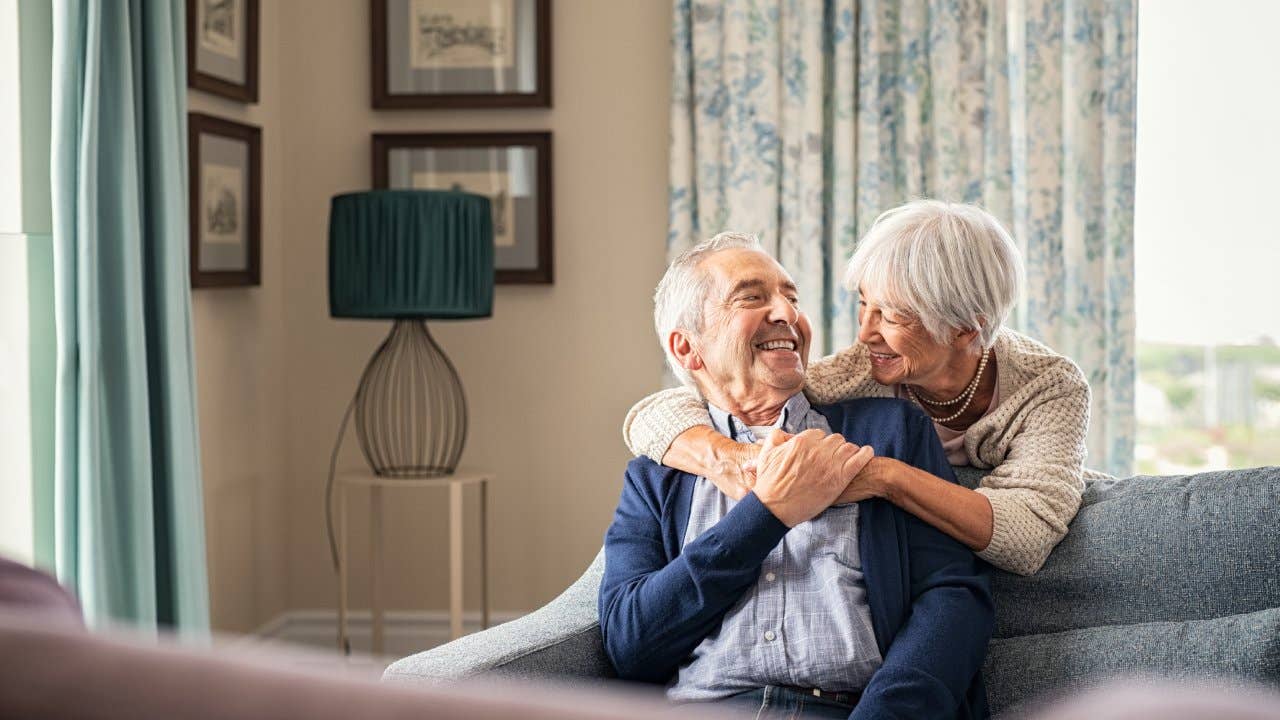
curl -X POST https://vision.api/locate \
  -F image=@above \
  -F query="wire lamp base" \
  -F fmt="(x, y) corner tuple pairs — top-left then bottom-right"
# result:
(354, 318), (467, 478)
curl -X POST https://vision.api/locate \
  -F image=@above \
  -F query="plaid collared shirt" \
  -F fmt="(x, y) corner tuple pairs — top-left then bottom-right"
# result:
(666, 393), (883, 702)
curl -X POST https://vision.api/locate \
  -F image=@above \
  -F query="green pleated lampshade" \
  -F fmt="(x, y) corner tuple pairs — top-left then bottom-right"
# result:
(329, 190), (494, 319)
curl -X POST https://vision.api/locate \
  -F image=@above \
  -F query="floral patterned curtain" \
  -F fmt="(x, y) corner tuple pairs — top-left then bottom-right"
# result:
(668, 0), (1137, 475)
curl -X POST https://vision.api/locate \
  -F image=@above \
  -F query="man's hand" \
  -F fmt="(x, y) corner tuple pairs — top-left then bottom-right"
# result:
(752, 428), (871, 527)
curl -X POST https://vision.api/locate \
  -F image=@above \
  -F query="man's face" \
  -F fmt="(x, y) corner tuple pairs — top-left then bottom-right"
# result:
(691, 248), (812, 405)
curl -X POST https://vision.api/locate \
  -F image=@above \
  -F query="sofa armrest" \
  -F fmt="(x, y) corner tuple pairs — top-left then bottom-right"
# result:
(383, 549), (613, 685)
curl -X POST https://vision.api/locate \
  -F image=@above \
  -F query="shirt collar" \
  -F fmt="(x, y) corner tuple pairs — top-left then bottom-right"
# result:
(708, 393), (813, 442)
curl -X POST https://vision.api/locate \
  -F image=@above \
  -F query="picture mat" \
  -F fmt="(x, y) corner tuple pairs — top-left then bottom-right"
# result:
(198, 133), (250, 272)
(389, 146), (539, 270)
(195, 0), (246, 84)
(386, 0), (537, 95)
(408, 0), (515, 70)
(201, 162), (243, 245)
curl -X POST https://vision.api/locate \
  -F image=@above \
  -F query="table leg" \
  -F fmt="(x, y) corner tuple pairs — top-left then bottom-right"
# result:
(337, 483), (350, 655)
(480, 479), (490, 629)
(370, 484), (383, 655)
(449, 481), (464, 640)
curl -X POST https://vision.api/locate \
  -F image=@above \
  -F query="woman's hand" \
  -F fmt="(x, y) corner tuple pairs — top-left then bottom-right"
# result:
(706, 436), (761, 501)
(855, 457), (996, 552)
(660, 425), (761, 499)
(834, 455), (893, 505)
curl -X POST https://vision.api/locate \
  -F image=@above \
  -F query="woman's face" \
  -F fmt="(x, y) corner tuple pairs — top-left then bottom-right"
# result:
(856, 288), (955, 387)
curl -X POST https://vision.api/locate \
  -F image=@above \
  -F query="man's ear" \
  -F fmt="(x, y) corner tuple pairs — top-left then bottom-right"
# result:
(668, 330), (704, 372)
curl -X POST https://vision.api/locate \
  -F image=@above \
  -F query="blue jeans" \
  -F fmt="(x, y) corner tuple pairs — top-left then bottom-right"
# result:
(715, 686), (859, 719)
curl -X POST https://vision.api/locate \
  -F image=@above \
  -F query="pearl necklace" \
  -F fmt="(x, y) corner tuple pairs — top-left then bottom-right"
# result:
(904, 348), (990, 424)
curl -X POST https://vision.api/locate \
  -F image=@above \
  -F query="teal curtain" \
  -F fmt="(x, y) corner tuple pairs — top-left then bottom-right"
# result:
(50, 0), (209, 631)
(668, 0), (1137, 475)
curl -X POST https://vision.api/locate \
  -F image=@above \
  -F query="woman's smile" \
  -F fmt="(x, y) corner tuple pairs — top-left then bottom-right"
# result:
(868, 349), (900, 368)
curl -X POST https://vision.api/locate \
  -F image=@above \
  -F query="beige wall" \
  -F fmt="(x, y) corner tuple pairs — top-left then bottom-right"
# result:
(193, 0), (672, 630)
(189, 3), (290, 632)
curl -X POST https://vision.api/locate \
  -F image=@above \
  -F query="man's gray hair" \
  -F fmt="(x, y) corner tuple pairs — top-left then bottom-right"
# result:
(844, 199), (1024, 350)
(654, 231), (763, 388)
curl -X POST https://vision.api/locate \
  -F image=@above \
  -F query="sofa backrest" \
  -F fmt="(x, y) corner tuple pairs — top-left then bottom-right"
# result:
(955, 467), (1280, 639)
(954, 465), (1280, 715)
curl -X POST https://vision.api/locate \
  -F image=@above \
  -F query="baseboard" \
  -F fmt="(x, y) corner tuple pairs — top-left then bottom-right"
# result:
(248, 609), (528, 659)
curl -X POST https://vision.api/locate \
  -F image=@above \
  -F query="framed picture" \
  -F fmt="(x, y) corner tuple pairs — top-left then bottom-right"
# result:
(373, 132), (552, 284)
(371, 0), (551, 109)
(187, 0), (260, 103)
(188, 113), (261, 288)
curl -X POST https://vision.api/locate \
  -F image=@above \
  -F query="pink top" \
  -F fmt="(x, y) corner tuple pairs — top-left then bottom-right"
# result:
(897, 375), (1001, 466)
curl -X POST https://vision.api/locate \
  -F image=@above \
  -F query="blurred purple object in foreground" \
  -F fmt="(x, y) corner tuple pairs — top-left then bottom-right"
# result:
(0, 555), (83, 627)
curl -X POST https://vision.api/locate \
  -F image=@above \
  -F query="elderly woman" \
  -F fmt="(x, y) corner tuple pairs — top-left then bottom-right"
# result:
(623, 200), (1090, 575)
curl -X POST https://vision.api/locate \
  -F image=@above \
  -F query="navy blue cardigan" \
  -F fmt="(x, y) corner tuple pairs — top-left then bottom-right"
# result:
(599, 398), (993, 720)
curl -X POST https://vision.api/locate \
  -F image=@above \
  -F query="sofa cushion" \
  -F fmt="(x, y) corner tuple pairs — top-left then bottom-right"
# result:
(972, 466), (1280, 639)
(983, 605), (1280, 717)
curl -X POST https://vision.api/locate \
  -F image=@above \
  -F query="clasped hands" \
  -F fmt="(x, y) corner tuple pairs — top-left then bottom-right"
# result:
(710, 429), (880, 527)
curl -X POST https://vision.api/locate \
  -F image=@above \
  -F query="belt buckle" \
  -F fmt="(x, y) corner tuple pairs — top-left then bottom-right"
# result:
(812, 688), (823, 698)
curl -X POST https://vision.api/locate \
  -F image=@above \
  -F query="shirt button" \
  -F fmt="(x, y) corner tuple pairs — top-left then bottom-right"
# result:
(764, 630), (776, 642)
(765, 572), (777, 582)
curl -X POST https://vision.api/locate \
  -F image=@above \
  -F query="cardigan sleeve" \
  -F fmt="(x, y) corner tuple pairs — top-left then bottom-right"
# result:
(620, 345), (869, 461)
(974, 365), (1090, 575)
(797, 344), (870, 405)
(598, 464), (788, 683)
(620, 386), (710, 461)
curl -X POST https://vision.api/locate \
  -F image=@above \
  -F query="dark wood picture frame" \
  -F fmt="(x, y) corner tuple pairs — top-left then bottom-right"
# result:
(371, 0), (551, 109)
(188, 113), (262, 288)
(373, 132), (553, 284)
(187, 0), (260, 103)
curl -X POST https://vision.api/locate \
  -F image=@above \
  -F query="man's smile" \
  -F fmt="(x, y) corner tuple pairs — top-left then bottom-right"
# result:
(755, 339), (797, 351)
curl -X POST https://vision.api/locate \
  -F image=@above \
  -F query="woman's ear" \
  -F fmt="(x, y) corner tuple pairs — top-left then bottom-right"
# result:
(668, 330), (703, 372)
(953, 326), (981, 351)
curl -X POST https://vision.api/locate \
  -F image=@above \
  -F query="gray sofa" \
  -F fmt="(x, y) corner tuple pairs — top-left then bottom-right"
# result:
(385, 467), (1280, 716)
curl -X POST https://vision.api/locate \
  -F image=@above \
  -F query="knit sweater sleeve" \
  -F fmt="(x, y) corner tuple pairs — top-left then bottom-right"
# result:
(974, 365), (1090, 575)
(800, 345), (869, 405)
(621, 387), (711, 461)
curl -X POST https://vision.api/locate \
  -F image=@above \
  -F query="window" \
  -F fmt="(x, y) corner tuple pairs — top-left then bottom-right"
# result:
(1133, 0), (1280, 474)
(0, 0), (54, 566)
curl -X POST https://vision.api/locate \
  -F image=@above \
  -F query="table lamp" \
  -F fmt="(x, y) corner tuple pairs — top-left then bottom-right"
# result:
(324, 190), (493, 576)
(327, 188), (493, 476)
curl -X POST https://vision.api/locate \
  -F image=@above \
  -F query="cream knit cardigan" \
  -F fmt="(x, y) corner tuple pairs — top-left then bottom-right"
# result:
(623, 328), (1092, 576)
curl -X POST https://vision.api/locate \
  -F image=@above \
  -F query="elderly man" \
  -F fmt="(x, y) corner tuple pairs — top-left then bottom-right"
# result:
(598, 233), (993, 720)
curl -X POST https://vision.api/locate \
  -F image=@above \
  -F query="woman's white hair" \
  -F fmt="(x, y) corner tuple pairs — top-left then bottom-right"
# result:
(845, 199), (1023, 350)
(654, 231), (763, 388)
